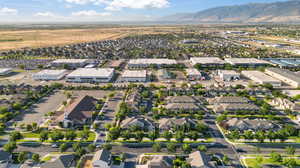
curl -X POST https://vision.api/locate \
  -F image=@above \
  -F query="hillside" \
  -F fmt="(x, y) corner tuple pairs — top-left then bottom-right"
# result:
(161, 0), (300, 23)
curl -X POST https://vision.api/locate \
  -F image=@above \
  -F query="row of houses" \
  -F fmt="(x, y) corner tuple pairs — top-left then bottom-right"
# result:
(211, 96), (259, 113)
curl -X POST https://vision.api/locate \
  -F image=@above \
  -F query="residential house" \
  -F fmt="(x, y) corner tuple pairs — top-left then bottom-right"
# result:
(40, 154), (75, 168)
(125, 89), (142, 113)
(92, 149), (112, 168)
(158, 117), (197, 132)
(165, 96), (206, 113)
(141, 156), (174, 168)
(272, 98), (300, 112)
(214, 103), (260, 113)
(56, 95), (98, 128)
(222, 118), (280, 132)
(188, 151), (216, 168)
(120, 117), (155, 131)
(211, 96), (250, 105)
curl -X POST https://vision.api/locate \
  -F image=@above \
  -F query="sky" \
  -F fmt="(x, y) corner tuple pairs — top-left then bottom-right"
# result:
(0, 0), (289, 22)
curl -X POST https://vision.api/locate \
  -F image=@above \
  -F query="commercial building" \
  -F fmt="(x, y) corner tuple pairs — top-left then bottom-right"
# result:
(0, 68), (12, 76)
(265, 68), (300, 88)
(186, 68), (202, 81)
(66, 68), (114, 83)
(120, 70), (147, 82)
(241, 70), (282, 87)
(218, 70), (240, 81)
(224, 58), (271, 67)
(127, 59), (177, 69)
(51, 59), (89, 68)
(33, 70), (67, 81)
(190, 57), (226, 67)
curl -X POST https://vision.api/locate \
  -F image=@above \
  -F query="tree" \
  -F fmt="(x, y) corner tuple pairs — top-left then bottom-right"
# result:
(152, 143), (162, 152)
(40, 131), (49, 142)
(72, 142), (81, 151)
(50, 131), (64, 142)
(108, 127), (120, 140)
(188, 131), (199, 141)
(3, 141), (17, 153)
(120, 153), (126, 162)
(286, 146), (296, 155)
(32, 153), (40, 163)
(162, 131), (172, 141)
(75, 148), (86, 157)
(166, 143), (176, 153)
(197, 145), (207, 152)
(148, 131), (158, 141)
(65, 131), (77, 141)
(135, 131), (144, 142)
(87, 144), (96, 152)
(175, 131), (185, 143)
(283, 158), (297, 168)
(181, 144), (192, 154)
(18, 151), (27, 164)
(216, 115), (227, 123)
(270, 152), (282, 162)
(59, 143), (68, 152)
(9, 131), (22, 141)
(222, 155), (230, 165)
(102, 143), (112, 150)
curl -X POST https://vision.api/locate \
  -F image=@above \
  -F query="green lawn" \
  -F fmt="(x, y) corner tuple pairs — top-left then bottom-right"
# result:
(244, 157), (300, 168)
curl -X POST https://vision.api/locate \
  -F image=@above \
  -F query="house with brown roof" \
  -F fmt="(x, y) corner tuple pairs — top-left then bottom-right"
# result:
(120, 117), (155, 131)
(158, 117), (197, 132)
(164, 96), (206, 113)
(137, 155), (174, 168)
(188, 151), (216, 168)
(221, 118), (280, 132)
(56, 95), (98, 128)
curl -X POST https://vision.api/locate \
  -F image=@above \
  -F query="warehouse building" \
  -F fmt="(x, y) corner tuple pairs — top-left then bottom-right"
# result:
(127, 59), (177, 69)
(218, 70), (240, 81)
(0, 68), (12, 76)
(242, 71), (281, 87)
(33, 70), (67, 81)
(190, 57), (226, 67)
(186, 68), (202, 81)
(265, 68), (300, 88)
(224, 58), (271, 67)
(51, 59), (90, 68)
(66, 68), (114, 83)
(120, 70), (147, 82)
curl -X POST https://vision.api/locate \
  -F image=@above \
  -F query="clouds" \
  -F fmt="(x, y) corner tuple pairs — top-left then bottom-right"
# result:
(71, 10), (111, 17)
(35, 12), (56, 17)
(105, 0), (170, 11)
(63, 0), (170, 11)
(0, 7), (18, 15)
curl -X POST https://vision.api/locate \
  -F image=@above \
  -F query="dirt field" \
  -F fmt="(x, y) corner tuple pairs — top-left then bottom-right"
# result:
(0, 26), (181, 51)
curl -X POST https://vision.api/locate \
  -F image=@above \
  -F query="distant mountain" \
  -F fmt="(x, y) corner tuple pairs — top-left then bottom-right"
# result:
(160, 0), (300, 23)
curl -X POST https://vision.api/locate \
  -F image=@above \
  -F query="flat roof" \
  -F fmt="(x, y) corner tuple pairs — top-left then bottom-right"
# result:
(186, 68), (201, 75)
(242, 71), (281, 83)
(225, 58), (271, 65)
(34, 70), (67, 76)
(190, 57), (226, 65)
(52, 59), (88, 64)
(0, 68), (12, 73)
(122, 70), (147, 78)
(128, 59), (177, 65)
(266, 68), (300, 83)
(218, 70), (239, 75)
(67, 68), (114, 77)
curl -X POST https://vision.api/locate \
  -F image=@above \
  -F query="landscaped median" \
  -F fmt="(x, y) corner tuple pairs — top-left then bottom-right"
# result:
(241, 154), (300, 168)
(9, 130), (97, 144)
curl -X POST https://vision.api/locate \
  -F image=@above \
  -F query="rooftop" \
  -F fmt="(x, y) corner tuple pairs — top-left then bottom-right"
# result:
(34, 69), (67, 76)
(186, 68), (201, 75)
(0, 68), (12, 73)
(67, 68), (114, 77)
(242, 70), (281, 83)
(190, 57), (226, 65)
(128, 59), (177, 65)
(52, 59), (88, 64)
(218, 70), (239, 75)
(266, 68), (300, 83)
(122, 70), (147, 78)
(225, 58), (271, 65)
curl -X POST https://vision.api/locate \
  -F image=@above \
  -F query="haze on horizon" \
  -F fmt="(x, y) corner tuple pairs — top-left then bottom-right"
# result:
(0, 0), (289, 23)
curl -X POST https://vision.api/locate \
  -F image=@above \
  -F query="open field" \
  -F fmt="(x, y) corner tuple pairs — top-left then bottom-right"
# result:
(0, 26), (182, 51)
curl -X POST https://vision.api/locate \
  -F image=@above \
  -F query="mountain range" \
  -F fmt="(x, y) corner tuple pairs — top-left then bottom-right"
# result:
(160, 0), (300, 23)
